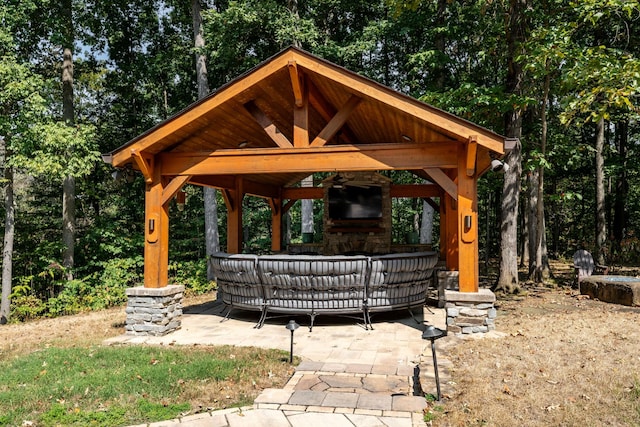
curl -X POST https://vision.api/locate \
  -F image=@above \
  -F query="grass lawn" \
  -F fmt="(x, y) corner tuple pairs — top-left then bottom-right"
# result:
(0, 345), (293, 426)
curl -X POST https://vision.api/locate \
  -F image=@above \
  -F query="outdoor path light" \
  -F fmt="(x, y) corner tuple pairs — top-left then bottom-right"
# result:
(286, 320), (300, 363)
(422, 325), (447, 401)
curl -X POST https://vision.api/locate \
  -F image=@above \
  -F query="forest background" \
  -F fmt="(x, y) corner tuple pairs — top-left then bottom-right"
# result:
(0, 0), (638, 322)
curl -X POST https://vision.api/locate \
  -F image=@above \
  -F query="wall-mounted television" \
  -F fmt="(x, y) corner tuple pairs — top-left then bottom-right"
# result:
(328, 186), (382, 220)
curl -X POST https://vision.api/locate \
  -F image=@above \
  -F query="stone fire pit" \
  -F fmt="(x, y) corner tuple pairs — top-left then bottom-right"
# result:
(580, 275), (640, 306)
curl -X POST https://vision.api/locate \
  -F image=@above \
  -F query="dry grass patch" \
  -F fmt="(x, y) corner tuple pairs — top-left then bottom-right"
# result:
(435, 263), (640, 426)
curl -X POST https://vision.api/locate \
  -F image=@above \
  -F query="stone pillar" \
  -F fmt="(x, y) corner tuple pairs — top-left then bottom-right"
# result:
(436, 270), (458, 308)
(444, 288), (496, 334)
(125, 285), (184, 336)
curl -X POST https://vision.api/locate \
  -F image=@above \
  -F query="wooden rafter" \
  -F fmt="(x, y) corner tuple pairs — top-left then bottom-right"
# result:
(293, 51), (506, 153)
(243, 100), (293, 148)
(310, 95), (361, 147)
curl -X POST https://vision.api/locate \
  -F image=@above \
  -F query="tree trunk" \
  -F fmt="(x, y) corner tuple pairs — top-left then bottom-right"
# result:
(420, 199), (434, 245)
(519, 194), (528, 268)
(534, 70), (551, 283)
(62, 174), (75, 279)
(193, 0), (220, 278)
(301, 175), (314, 236)
(613, 120), (628, 247)
(0, 149), (14, 324)
(61, 10), (75, 280)
(527, 169), (537, 275)
(595, 117), (607, 265)
(496, 136), (522, 293)
(495, 0), (528, 293)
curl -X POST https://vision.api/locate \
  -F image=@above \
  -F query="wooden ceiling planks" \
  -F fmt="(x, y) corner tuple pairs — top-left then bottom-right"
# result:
(106, 47), (506, 193)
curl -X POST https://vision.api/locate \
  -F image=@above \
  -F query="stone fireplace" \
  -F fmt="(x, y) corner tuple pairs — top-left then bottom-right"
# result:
(322, 172), (392, 255)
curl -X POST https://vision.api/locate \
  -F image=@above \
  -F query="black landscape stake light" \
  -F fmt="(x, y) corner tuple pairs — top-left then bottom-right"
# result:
(422, 325), (447, 401)
(286, 320), (300, 363)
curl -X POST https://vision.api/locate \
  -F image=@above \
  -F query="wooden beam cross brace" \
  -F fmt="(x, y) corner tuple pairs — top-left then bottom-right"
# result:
(307, 79), (358, 144)
(422, 197), (440, 212)
(466, 136), (478, 177)
(244, 100), (293, 148)
(424, 167), (458, 200)
(282, 199), (297, 214)
(288, 61), (304, 108)
(161, 175), (192, 206)
(310, 95), (362, 147)
(221, 188), (236, 212)
(131, 150), (154, 183)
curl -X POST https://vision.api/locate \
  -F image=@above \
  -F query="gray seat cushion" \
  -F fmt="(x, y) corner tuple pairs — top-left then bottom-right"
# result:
(259, 255), (368, 312)
(210, 253), (263, 310)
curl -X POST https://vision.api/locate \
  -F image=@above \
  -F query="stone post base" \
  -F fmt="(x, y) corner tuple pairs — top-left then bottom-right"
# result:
(125, 285), (184, 336)
(445, 289), (496, 334)
(436, 271), (459, 308)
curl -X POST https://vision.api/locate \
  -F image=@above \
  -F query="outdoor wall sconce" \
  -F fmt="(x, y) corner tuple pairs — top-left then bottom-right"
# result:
(285, 320), (300, 363)
(422, 325), (447, 401)
(464, 215), (472, 229)
(490, 158), (509, 173)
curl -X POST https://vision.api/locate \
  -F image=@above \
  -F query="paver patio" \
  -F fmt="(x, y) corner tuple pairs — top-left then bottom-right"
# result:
(107, 297), (458, 427)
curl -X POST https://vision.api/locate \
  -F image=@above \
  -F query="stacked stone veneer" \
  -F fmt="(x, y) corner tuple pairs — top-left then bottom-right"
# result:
(322, 172), (392, 255)
(445, 288), (497, 334)
(125, 285), (184, 336)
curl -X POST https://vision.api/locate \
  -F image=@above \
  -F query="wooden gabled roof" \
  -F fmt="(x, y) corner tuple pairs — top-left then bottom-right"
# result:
(103, 46), (508, 191)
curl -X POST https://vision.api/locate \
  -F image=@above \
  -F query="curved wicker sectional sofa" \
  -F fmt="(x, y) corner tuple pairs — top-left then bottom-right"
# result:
(209, 251), (439, 330)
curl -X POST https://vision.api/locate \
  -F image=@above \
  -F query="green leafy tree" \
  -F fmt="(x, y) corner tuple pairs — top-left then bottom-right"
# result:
(0, 0), (50, 322)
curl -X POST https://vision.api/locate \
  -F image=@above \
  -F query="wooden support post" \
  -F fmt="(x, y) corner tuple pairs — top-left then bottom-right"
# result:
(144, 156), (169, 288)
(269, 197), (283, 252)
(444, 192), (459, 271)
(457, 143), (479, 292)
(439, 191), (446, 262)
(223, 178), (244, 254)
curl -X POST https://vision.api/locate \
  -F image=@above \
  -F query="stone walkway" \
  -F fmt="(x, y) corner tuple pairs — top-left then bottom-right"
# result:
(106, 299), (458, 427)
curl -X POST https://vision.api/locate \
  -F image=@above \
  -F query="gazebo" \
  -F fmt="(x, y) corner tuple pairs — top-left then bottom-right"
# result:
(103, 47), (512, 335)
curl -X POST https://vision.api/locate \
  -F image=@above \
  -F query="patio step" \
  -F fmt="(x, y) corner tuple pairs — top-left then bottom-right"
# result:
(254, 360), (428, 415)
